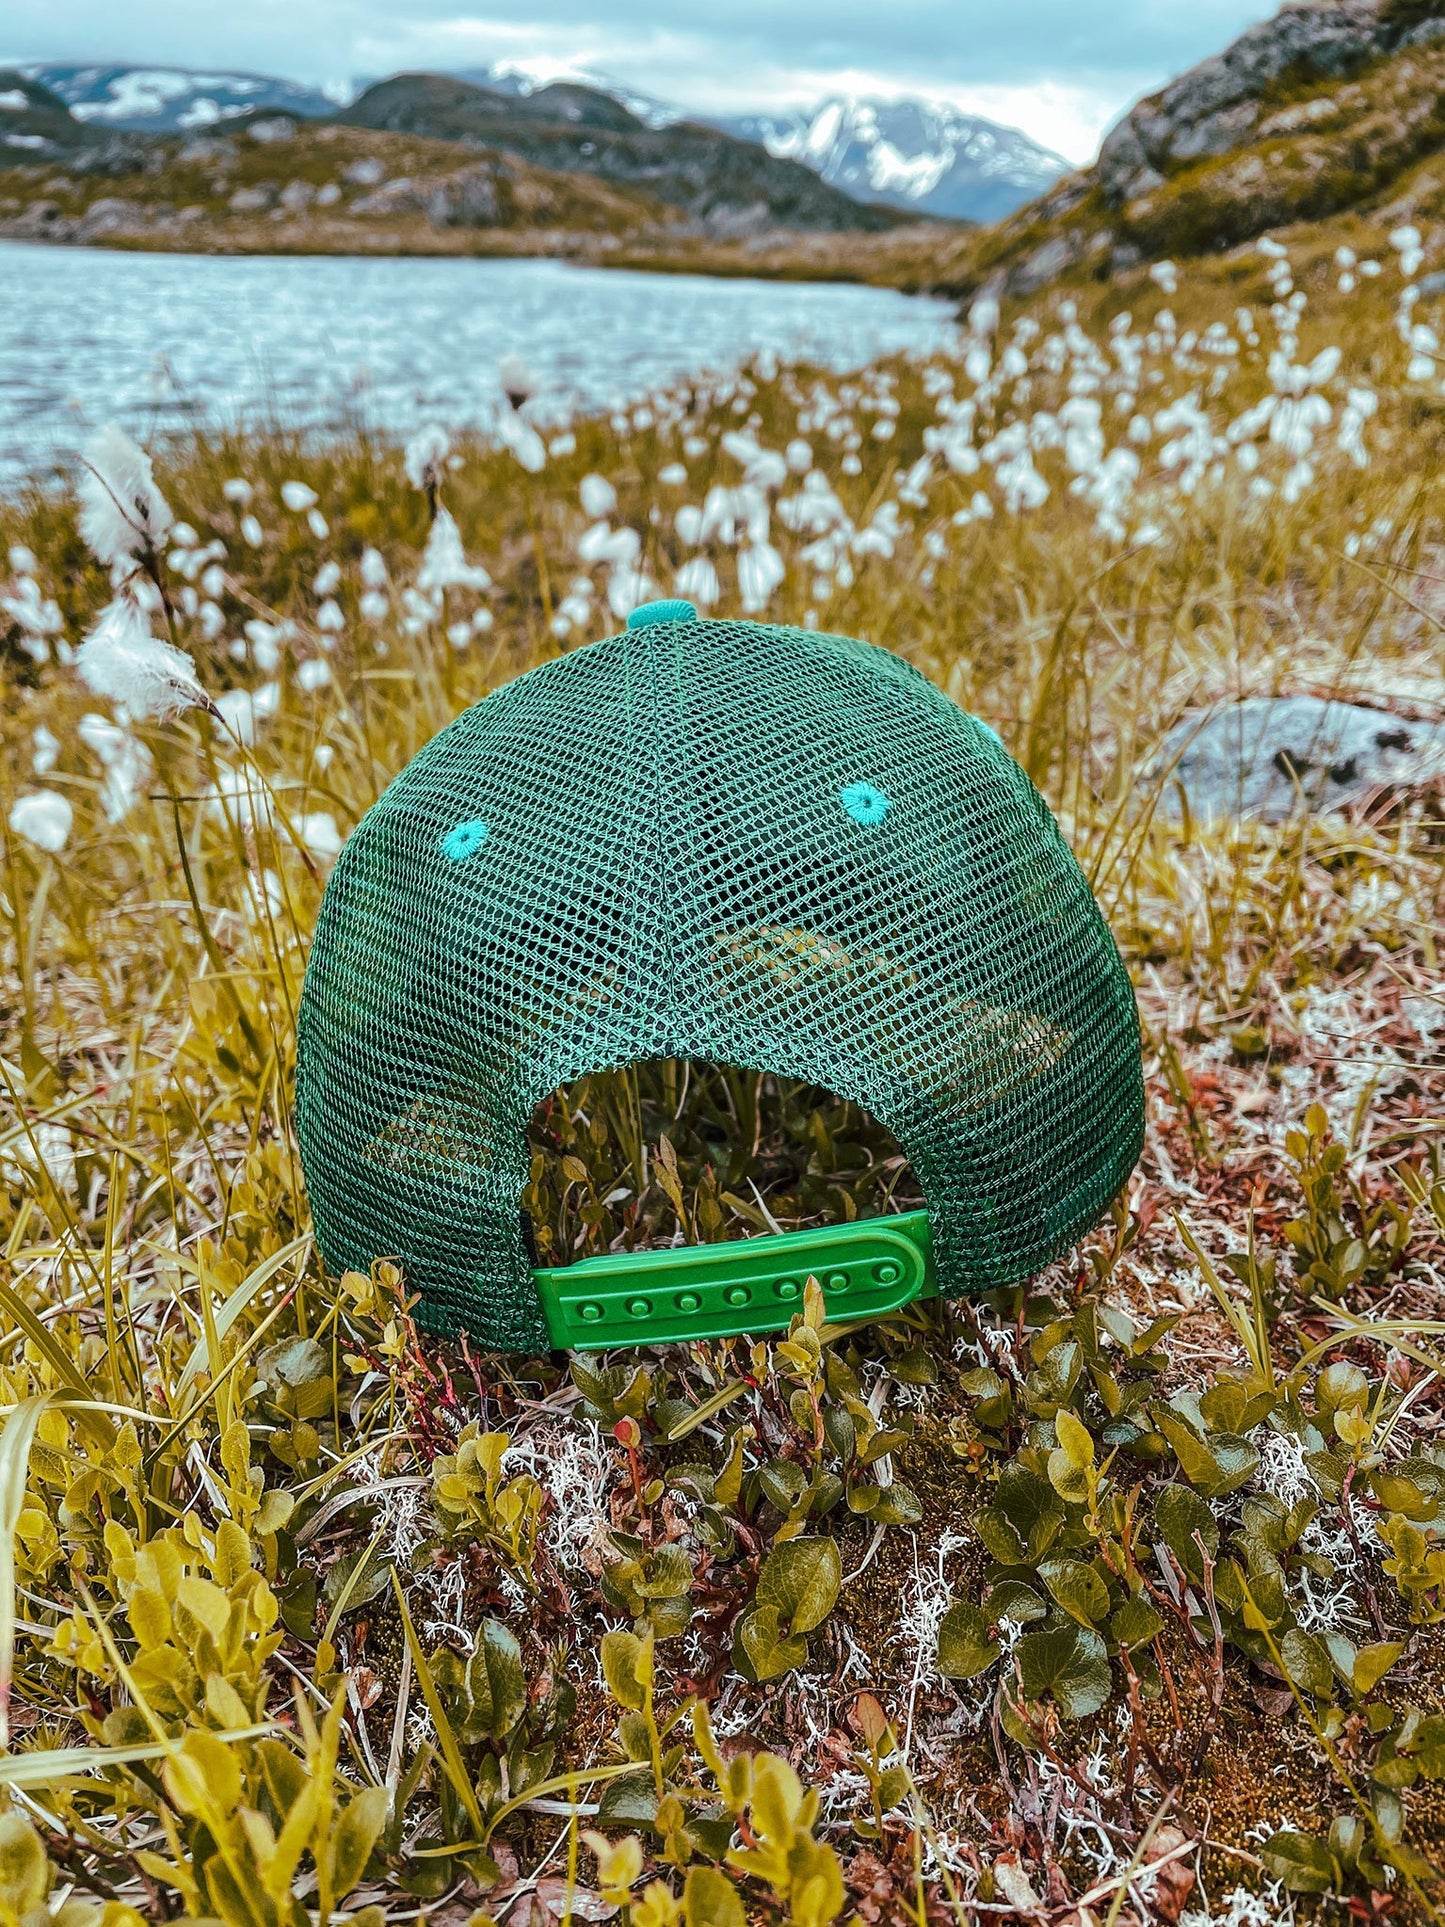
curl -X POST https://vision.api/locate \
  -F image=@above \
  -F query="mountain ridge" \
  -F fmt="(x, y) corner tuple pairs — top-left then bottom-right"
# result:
(15, 58), (1060, 222)
(335, 72), (903, 234)
(23, 61), (344, 132)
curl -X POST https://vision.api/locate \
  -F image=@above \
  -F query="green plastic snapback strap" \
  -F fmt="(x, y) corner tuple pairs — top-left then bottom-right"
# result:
(535, 1210), (938, 1351)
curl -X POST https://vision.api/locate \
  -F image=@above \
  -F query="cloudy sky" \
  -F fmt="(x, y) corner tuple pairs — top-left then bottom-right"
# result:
(7, 0), (1278, 163)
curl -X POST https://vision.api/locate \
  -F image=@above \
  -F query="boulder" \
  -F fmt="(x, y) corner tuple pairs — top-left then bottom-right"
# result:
(1153, 696), (1445, 822)
(433, 161), (508, 227)
(76, 196), (149, 239)
(348, 176), (419, 217)
(1008, 231), (1085, 296)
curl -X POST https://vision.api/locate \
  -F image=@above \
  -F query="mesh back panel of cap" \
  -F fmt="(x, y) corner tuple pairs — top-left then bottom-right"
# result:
(296, 618), (1144, 1351)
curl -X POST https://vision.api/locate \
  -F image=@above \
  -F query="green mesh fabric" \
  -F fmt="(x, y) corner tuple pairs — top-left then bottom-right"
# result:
(296, 616), (1144, 1351)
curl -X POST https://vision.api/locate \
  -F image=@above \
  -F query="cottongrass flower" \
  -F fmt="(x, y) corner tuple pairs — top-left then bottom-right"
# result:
(280, 480), (318, 511)
(31, 725), (59, 774)
(77, 714), (151, 823)
(579, 473), (617, 519)
(1, 574), (63, 660)
(8, 791), (73, 855)
(417, 508), (492, 594)
(214, 681), (280, 746)
(300, 812), (343, 861)
(607, 565), (658, 620)
(404, 424), (451, 497)
(78, 424), (173, 573)
(76, 595), (214, 720)
(498, 411), (547, 474)
(737, 540), (784, 612)
(498, 351), (538, 411)
(674, 556), (720, 607)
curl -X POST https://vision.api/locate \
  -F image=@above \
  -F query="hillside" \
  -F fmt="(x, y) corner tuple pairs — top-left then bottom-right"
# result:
(934, 0), (1445, 297)
(337, 74), (904, 235)
(0, 81), (944, 284)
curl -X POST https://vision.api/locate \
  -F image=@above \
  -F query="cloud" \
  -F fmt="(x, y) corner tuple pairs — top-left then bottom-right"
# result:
(4, 0), (1276, 165)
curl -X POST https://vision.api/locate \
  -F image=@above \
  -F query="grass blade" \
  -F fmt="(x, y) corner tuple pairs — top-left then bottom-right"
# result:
(0, 1394), (52, 1750)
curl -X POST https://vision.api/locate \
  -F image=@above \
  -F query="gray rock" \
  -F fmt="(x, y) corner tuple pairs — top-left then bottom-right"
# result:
(278, 178), (315, 213)
(1153, 696), (1445, 823)
(342, 156), (384, 188)
(433, 162), (506, 227)
(8, 199), (72, 239)
(1415, 269), (1445, 296)
(76, 196), (148, 238)
(348, 176), (418, 217)
(1008, 232), (1083, 296)
(228, 184), (273, 213)
(1123, 166), (1166, 202)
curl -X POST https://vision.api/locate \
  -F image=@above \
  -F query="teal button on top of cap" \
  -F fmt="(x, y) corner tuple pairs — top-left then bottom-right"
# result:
(626, 599), (697, 630)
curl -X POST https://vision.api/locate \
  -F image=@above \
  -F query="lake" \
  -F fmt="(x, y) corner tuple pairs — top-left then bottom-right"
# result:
(0, 245), (959, 486)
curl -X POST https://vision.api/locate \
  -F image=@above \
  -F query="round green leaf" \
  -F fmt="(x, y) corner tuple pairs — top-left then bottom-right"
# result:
(1039, 1556), (1110, 1628)
(755, 1536), (841, 1635)
(1259, 1829), (1338, 1894)
(735, 1605), (808, 1681)
(937, 1602), (1000, 1682)
(1016, 1624), (1111, 1721)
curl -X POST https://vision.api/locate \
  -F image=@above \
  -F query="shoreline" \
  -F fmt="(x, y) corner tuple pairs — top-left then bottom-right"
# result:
(0, 221), (954, 293)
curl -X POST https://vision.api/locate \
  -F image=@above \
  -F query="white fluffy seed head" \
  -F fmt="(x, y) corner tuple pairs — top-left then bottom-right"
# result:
(403, 424), (452, 493)
(78, 424), (173, 569)
(579, 473), (617, 519)
(76, 595), (208, 720)
(498, 351), (538, 407)
(417, 508), (491, 594)
(8, 790), (73, 854)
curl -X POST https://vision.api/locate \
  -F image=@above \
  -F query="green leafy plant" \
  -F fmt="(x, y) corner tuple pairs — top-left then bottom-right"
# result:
(429, 1426), (544, 1580)
(733, 1537), (842, 1683)
(1283, 1103), (1413, 1301)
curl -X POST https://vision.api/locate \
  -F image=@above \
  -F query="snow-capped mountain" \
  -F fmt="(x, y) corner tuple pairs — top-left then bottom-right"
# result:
(21, 63), (347, 132)
(718, 97), (1067, 222)
(452, 62), (682, 131)
(14, 59), (1064, 224)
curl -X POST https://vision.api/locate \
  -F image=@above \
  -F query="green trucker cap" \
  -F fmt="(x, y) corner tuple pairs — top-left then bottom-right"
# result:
(295, 601), (1144, 1354)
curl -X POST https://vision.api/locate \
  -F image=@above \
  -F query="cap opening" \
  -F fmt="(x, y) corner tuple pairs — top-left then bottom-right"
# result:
(523, 1059), (923, 1278)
